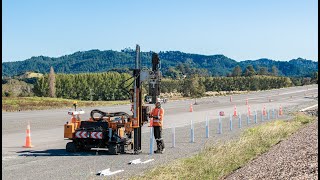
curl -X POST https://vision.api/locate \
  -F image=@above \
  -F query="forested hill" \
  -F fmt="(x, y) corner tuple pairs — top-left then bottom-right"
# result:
(2, 49), (318, 77)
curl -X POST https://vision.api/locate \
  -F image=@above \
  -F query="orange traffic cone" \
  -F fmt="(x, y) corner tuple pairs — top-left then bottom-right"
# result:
(248, 105), (252, 116)
(279, 105), (283, 116)
(233, 105), (237, 117)
(263, 105), (266, 116)
(189, 104), (193, 112)
(23, 124), (33, 148)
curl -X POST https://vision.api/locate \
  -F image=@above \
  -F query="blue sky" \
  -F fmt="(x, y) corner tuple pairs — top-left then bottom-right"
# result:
(2, 0), (318, 62)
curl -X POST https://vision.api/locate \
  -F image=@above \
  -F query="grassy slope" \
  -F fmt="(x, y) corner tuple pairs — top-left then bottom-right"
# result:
(131, 113), (315, 180)
(2, 97), (130, 112)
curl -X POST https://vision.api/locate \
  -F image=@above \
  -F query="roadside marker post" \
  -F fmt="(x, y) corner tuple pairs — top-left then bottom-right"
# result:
(254, 110), (257, 123)
(218, 115), (222, 134)
(247, 114), (250, 125)
(172, 126), (175, 148)
(238, 112), (242, 128)
(272, 108), (275, 119)
(205, 116), (209, 138)
(149, 127), (154, 154)
(229, 114), (232, 131)
(261, 110), (264, 121)
(267, 109), (270, 120)
(190, 120), (194, 143)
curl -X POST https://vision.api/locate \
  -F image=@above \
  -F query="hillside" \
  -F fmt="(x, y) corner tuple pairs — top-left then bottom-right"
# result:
(2, 49), (318, 77)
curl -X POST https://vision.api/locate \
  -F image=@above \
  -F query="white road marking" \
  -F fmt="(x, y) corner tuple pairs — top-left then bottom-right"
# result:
(299, 104), (318, 112)
(97, 168), (124, 176)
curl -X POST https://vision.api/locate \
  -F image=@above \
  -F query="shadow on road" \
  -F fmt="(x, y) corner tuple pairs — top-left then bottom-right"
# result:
(16, 149), (117, 157)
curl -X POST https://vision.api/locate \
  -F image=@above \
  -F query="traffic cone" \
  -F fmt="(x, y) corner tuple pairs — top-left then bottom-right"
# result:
(233, 105), (237, 117)
(23, 124), (33, 148)
(263, 105), (266, 116)
(279, 105), (283, 116)
(230, 96), (232, 102)
(248, 105), (251, 116)
(189, 104), (193, 112)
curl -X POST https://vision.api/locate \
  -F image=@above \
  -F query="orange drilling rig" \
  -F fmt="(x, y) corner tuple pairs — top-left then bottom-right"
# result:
(64, 45), (161, 154)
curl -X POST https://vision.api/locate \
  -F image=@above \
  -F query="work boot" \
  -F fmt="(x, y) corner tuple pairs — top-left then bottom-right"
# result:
(160, 148), (165, 154)
(154, 149), (161, 154)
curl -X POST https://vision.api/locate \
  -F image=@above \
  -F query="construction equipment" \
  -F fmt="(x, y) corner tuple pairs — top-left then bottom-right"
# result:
(64, 45), (161, 154)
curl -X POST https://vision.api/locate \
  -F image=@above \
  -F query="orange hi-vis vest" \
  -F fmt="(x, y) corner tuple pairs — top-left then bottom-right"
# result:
(151, 107), (164, 127)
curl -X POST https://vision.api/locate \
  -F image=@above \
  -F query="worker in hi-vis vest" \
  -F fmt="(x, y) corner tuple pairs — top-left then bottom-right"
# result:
(150, 101), (165, 153)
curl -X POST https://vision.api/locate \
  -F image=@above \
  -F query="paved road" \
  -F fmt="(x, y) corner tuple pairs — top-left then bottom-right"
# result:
(2, 84), (318, 179)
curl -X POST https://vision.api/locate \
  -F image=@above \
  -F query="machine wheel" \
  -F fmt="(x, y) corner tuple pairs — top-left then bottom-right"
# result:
(108, 144), (119, 155)
(80, 146), (91, 151)
(119, 144), (126, 154)
(66, 142), (77, 153)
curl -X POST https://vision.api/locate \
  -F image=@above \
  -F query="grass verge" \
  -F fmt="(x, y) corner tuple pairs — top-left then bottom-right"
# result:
(131, 112), (315, 180)
(2, 97), (130, 112)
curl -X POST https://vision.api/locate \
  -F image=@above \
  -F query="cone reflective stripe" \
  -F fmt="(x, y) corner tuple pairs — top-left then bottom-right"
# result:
(189, 104), (193, 112)
(233, 105), (237, 117)
(23, 124), (33, 148)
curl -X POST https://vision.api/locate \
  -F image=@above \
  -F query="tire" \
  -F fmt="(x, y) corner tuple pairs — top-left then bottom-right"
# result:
(66, 142), (77, 153)
(108, 144), (119, 155)
(81, 146), (91, 151)
(119, 144), (126, 154)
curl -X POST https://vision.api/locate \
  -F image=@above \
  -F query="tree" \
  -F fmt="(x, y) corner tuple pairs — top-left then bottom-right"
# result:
(180, 75), (205, 98)
(271, 66), (278, 76)
(258, 67), (268, 75)
(232, 65), (242, 77)
(49, 66), (56, 97)
(311, 71), (318, 84)
(243, 65), (256, 76)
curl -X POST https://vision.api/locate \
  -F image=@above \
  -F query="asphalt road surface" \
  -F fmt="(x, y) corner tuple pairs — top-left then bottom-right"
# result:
(2, 84), (318, 179)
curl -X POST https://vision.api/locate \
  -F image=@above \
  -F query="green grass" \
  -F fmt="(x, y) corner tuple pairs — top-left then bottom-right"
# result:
(131, 113), (315, 180)
(2, 97), (130, 111)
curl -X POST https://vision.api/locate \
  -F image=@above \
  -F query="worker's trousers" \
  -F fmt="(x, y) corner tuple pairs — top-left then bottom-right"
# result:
(153, 126), (165, 151)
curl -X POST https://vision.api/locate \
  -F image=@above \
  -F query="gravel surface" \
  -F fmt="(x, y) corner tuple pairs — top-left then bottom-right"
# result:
(225, 109), (318, 180)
